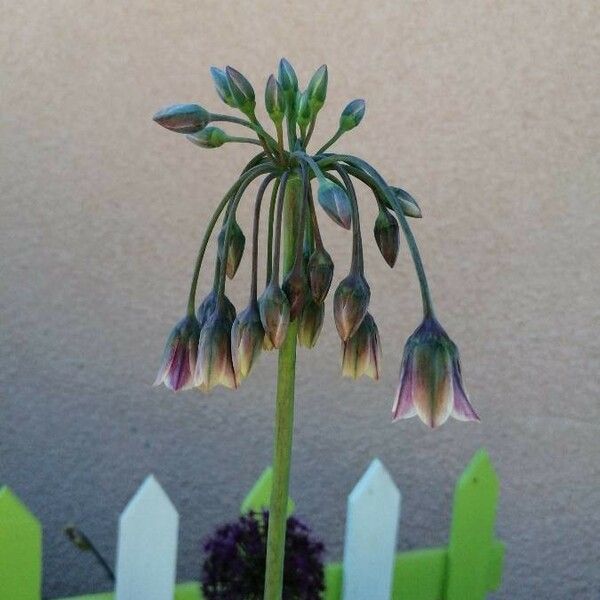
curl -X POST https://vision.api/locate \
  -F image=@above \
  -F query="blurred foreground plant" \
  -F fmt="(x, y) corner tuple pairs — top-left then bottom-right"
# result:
(153, 59), (479, 600)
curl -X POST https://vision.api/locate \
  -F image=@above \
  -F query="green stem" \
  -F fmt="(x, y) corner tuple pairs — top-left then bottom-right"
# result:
(316, 127), (343, 154)
(321, 154), (435, 318)
(263, 175), (302, 600)
(227, 136), (264, 146)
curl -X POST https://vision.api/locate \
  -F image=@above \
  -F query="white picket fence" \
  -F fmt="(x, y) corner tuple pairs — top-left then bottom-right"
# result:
(112, 460), (399, 600)
(0, 449), (504, 600)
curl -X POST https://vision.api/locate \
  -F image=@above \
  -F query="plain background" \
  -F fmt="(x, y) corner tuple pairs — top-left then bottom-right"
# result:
(1, 1), (599, 598)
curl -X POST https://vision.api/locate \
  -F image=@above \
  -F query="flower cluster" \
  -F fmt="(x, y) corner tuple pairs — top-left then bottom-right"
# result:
(201, 511), (325, 600)
(153, 59), (479, 428)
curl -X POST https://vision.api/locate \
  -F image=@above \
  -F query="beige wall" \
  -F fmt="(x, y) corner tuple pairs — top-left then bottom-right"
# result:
(1, 1), (599, 598)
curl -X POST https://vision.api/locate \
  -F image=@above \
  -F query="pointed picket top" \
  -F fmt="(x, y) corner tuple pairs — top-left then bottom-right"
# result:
(0, 486), (42, 600)
(115, 475), (179, 600)
(240, 466), (295, 516)
(446, 449), (502, 600)
(342, 458), (401, 600)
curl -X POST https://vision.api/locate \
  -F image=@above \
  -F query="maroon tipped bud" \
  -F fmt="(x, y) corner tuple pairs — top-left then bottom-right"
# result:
(154, 315), (200, 391)
(374, 206), (400, 267)
(341, 312), (381, 380)
(194, 307), (238, 392)
(297, 299), (324, 349)
(282, 267), (309, 321)
(218, 220), (246, 279)
(153, 103), (210, 134)
(308, 248), (334, 304)
(231, 303), (264, 380)
(333, 272), (371, 341)
(258, 283), (290, 349)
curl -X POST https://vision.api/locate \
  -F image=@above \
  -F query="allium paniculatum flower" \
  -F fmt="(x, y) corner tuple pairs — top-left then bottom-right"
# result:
(153, 58), (479, 427)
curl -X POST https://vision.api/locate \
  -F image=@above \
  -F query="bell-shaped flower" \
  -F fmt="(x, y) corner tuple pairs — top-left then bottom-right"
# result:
(197, 290), (236, 330)
(392, 317), (480, 428)
(308, 247), (334, 304)
(317, 179), (352, 229)
(374, 206), (399, 267)
(341, 312), (381, 380)
(231, 303), (264, 380)
(153, 103), (210, 134)
(333, 272), (370, 341)
(282, 266), (309, 321)
(194, 306), (238, 392)
(297, 299), (324, 348)
(258, 282), (290, 349)
(154, 314), (200, 391)
(218, 220), (246, 279)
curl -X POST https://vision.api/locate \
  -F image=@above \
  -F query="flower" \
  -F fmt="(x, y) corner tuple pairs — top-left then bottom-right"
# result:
(333, 272), (370, 341)
(154, 315), (200, 391)
(341, 312), (381, 380)
(194, 307), (238, 392)
(197, 290), (236, 329)
(317, 179), (351, 229)
(373, 206), (399, 267)
(282, 267), (309, 320)
(258, 283), (290, 349)
(201, 511), (325, 600)
(218, 219), (246, 279)
(153, 103), (210, 134)
(392, 317), (480, 428)
(231, 303), (264, 380)
(307, 247), (334, 304)
(297, 299), (324, 348)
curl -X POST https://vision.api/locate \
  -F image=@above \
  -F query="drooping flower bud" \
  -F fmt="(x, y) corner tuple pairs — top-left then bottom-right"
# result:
(194, 307), (238, 392)
(392, 317), (480, 428)
(307, 65), (328, 114)
(282, 267), (309, 321)
(187, 126), (228, 149)
(258, 282), (290, 349)
(218, 220), (246, 279)
(277, 58), (298, 97)
(308, 247), (334, 304)
(265, 74), (286, 124)
(296, 91), (311, 129)
(153, 103), (210, 134)
(231, 303), (264, 380)
(225, 66), (256, 116)
(297, 299), (324, 348)
(381, 186), (422, 218)
(210, 66), (237, 108)
(197, 290), (236, 330)
(333, 272), (370, 341)
(317, 179), (352, 229)
(373, 206), (400, 267)
(154, 314), (200, 391)
(339, 99), (366, 132)
(341, 312), (381, 380)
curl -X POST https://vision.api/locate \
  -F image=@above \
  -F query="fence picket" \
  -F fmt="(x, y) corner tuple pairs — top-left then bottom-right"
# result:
(446, 449), (502, 600)
(115, 475), (179, 600)
(0, 487), (42, 600)
(342, 459), (401, 600)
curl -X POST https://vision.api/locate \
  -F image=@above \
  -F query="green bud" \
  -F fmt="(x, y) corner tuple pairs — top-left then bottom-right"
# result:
(298, 299), (324, 348)
(210, 67), (236, 108)
(258, 282), (290, 349)
(389, 186), (422, 218)
(282, 266), (309, 321)
(186, 126), (228, 149)
(218, 219), (246, 279)
(317, 179), (352, 229)
(374, 206), (400, 267)
(278, 58), (298, 97)
(339, 99), (366, 132)
(153, 103), (210, 134)
(333, 272), (371, 341)
(225, 66), (256, 116)
(308, 247), (334, 304)
(265, 74), (285, 123)
(296, 91), (311, 129)
(307, 65), (328, 113)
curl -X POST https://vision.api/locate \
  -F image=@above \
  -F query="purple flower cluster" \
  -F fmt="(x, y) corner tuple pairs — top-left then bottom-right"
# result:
(201, 511), (325, 600)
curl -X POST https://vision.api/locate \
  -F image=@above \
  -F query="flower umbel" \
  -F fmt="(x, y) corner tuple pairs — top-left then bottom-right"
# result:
(392, 317), (479, 428)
